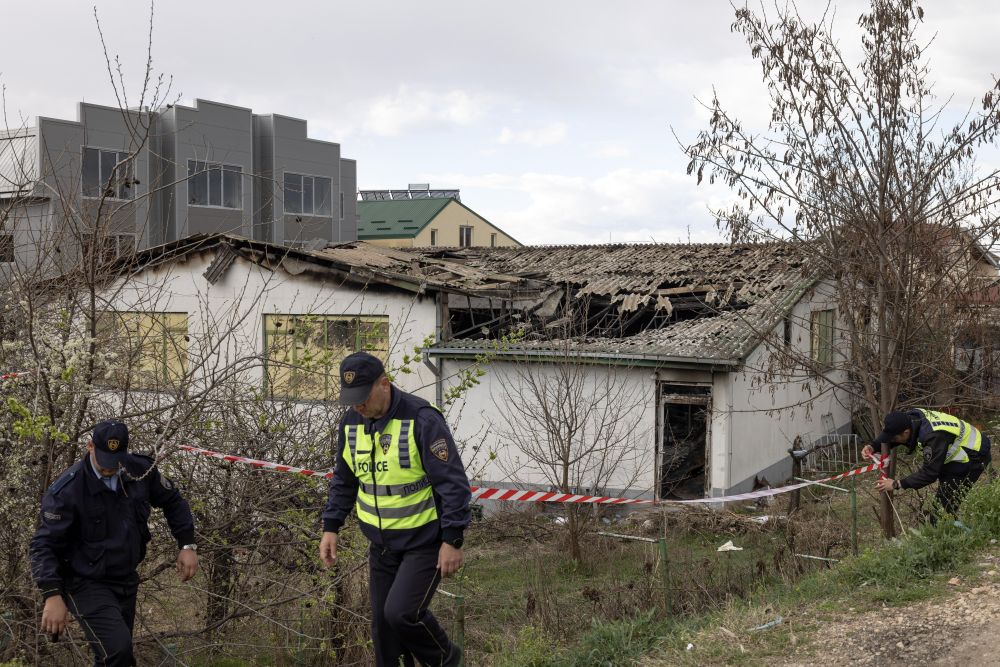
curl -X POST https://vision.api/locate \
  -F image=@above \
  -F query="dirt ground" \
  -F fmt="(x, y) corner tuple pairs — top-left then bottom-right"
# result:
(782, 553), (1000, 667)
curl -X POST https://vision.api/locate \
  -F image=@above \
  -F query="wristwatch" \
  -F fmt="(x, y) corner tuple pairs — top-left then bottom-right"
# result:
(893, 479), (901, 491)
(181, 544), (198, 552)
(445, 536), (464, 549)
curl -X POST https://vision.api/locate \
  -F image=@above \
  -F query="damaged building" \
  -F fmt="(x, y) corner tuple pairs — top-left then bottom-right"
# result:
(418, 242), (853, 499)
(100, 233), (853, 500)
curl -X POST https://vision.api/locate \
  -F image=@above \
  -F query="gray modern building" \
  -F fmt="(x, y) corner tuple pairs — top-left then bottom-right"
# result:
(0, 99), (358, 272)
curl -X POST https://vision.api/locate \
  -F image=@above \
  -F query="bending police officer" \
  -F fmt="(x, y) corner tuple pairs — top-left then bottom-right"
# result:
(30, 421), (198, 666)
(320, 352), (471, 667)
(863, 408), (992, 516)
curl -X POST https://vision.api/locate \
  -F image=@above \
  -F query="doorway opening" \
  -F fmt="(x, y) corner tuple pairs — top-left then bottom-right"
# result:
(658, 383), (712, 499)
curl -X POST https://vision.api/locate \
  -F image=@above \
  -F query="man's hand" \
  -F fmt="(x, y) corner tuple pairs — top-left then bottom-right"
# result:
(41, 595), (69, 636)
(862, 444), (875, 460)
(320, 532), (338, 568)
(176, 549), (198, 582)
(875, 477), (897, 493)
(437, 542), (463, 578)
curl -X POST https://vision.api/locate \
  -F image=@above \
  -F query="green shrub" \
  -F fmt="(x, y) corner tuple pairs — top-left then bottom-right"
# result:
(963, 476), (1000, 540)
(561, 612), (665, 667)
(834, 519), (978, 594)
(495, 626), (562, 667)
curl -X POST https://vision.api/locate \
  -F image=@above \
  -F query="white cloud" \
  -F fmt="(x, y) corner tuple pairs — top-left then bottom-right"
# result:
(362, 86), (495, 137)
(497, 122), (568, 147)
(423, 168), (729, 245)
(593, 142), (631, 159)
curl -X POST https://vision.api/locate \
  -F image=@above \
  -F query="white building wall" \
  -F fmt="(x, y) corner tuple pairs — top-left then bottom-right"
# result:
(105, 248), (439, 401)
(440, 359), (657, 496)
(714, 279), (852, 494)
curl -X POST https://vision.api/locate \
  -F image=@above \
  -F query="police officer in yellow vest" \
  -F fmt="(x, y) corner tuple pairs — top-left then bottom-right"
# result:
(863, 409), (992, 516)
(320, 352), (470, 667)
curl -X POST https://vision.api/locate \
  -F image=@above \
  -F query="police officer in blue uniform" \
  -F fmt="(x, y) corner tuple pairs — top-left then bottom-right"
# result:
(320, 352), (471, 667)
(30, 420), (198, 666)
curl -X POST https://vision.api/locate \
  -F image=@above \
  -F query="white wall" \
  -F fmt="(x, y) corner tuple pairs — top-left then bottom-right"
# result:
(710, 278), (852, 494)
(440, 358), (657, 496)
(105, 248), (439, 402)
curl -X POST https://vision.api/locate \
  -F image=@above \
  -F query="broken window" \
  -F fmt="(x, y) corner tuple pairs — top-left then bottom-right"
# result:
(658, 384), (711, 500)
(810, 309), (835, 367)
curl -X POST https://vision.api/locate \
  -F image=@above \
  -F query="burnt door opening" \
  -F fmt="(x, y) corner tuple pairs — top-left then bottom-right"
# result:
(658, 384), (711, 500)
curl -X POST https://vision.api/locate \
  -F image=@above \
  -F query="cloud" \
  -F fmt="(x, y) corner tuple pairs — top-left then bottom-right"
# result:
(362, 86), (495, 137)
(496, 122), (568, 147)
(592, 142), (631, 159)
(423, 168), (731, 245)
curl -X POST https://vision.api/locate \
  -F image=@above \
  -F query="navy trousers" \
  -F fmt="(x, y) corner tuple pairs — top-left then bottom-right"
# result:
(64, 576), (138, 667)
(369, 543), (460, 667)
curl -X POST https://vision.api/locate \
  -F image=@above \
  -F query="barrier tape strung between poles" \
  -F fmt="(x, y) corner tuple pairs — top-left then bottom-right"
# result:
(178, 444), (888, 506)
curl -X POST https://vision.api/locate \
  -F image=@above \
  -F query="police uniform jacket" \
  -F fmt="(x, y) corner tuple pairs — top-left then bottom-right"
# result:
(30, 454), (195, 600)
(885, 409), (992, 490)
(322, 386), (472, 551)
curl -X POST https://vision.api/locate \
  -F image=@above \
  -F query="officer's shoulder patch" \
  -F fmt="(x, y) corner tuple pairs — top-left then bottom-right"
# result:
(49, 470), (76, 496)
(160, 475), (176, 490)
(429, 438), (449, 462)
(43, 510), (62, 522)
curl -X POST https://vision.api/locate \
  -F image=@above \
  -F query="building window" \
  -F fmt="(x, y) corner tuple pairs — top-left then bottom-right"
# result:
(188, 160), (243, 208)
(430, 229), (438, 247)
(810, 309), (835, 367)
(263, 314), (389, 401)
(81, 233), (137, 265)
(0, 234), (13, 262)
(283, 173), (332, 216)
(783, 315), (792, 348)
(340, 191), (345, 219)
(459, 226), (473, 247)
(490, 233), (497, 248)
(82, 147), (135, 200)
(98, 311), (189, 390)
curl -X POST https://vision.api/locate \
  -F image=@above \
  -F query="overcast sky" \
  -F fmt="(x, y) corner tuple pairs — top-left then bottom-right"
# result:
(3, 1), (999, 245)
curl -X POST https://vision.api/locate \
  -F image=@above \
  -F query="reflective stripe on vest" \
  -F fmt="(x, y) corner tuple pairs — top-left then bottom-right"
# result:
(343, 420), (437, 531)
(916, 409), (983, 464)
(359, 476), (431, 497)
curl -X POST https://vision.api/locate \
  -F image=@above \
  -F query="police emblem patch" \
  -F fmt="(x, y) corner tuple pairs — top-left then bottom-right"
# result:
(430, 438), (449, 462)
(343, 371), (356, 384)
(161, 476), (176, 490)
(107, 438), (120, 451)
(43, 511), (61, 522)
(380, 434), (393, 455)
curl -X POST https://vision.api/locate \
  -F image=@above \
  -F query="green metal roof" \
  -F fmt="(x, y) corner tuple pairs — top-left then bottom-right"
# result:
(357, 198), (452, 239)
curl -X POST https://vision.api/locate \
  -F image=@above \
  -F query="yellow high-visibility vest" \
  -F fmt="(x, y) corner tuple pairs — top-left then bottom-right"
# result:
(343, 418), (438, 531)
(916, 409), (984, 465)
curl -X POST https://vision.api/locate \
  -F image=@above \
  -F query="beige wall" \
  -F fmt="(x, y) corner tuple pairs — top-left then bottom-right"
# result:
(413, 200), (519, 247)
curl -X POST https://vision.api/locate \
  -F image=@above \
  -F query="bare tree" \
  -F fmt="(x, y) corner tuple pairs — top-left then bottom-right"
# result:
(683, 0), (1000, 535)
(490, 346), (652, 562)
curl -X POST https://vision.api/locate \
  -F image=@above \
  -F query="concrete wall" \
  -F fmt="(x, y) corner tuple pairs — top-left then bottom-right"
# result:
(709, 279), (852, 495)
(105, 249), (439, 403)
(413, 200), (519, 248)
(440, 359), (658, 495)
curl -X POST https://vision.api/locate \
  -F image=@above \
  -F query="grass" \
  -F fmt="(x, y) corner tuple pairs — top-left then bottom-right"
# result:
(475, 475), (1000, 667)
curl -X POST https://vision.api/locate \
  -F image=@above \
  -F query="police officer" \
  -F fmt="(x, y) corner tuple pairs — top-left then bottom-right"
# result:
(319, 352), (470, 667)
(863, 408), (993, 516)
(30, 420), (198, 666)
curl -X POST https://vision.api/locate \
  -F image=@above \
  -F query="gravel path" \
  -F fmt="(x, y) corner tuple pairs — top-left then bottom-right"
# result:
(782, 553), (1000, 667)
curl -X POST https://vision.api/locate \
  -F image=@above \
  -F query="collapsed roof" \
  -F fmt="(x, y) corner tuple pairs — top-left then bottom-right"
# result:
(120, 234), (817, 366)
(419, 243), (816, 366)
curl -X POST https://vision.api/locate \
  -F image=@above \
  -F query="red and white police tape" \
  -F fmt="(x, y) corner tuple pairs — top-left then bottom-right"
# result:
(178, 444), (888, 506)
